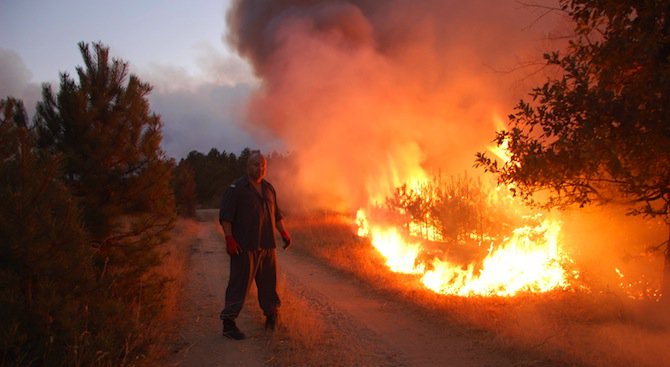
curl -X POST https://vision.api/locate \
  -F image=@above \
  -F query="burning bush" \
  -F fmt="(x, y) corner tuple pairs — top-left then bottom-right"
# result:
(358, 173), (581, 297)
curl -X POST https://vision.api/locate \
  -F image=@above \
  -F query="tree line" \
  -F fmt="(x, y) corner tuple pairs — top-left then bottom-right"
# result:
(175, 148), (294, 211)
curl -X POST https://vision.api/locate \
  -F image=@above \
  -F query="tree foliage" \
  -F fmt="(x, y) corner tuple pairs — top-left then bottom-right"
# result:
(0, 98), (99, 364)
(180, 147), (251, 207)
(477, 0), (670, 217)
(172, 160), (197, 217)
(476, 0), (670, 301)
(36, 41), (175, 287)
(384, 175), (521, 247)
(30, 42), (176, 362)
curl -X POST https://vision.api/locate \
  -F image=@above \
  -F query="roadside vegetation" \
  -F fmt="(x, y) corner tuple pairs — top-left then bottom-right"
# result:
(279, 203), (669, 367)
(1, 43), (194, 366)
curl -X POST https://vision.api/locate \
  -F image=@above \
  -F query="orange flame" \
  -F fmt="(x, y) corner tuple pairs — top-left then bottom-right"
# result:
(358, 208), (576, 296)
(371, 225), (425, 274)
(355, 114), (579, 297)
(422, 217), (570, 296)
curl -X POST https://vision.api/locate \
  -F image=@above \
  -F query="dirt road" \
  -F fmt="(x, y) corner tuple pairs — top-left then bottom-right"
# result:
(166, 211), (556, 366)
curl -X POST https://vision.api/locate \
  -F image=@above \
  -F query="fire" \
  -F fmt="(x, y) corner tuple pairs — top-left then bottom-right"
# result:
(614, 267), (661, 301)
(354, 115), (580, 297)
(355, 208), (369, 237)
(370, 224), (425, 274)
(357, 207), (576, 297)
(422, 217), (569, 296)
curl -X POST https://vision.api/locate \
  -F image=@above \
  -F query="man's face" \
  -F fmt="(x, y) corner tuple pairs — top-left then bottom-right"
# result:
(247, 155), (267, 182)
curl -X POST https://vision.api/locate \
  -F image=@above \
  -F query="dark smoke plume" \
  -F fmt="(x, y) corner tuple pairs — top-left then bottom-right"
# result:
(226, 0), (564, 210)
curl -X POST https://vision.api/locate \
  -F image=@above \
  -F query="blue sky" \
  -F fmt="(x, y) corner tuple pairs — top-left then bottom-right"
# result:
(0, 0), (260, 159)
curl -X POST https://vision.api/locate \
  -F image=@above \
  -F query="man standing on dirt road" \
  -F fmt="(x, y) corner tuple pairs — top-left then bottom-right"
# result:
(219, 150), (291, 340)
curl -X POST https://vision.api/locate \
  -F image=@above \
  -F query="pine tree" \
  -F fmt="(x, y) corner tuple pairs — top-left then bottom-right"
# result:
(34, 42), (177, 342)
(0, 97), (97, 364)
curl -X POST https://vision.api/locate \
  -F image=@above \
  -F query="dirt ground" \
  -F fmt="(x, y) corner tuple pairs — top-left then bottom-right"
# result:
(165, 211), (561, 366)
(163, 213), (272, 367)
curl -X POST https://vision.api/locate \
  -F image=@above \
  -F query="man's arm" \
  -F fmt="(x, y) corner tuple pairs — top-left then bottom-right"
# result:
(221, 221), (233, 237)
(276, 219), (291, 249)
(221, 220), (241, 256)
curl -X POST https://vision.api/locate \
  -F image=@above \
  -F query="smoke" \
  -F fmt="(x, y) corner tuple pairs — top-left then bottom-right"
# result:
(149, 82), (256, 159)
(225, 0), (567, 211)
(0, 48), (41, 114)
(136, 47), (260, 159)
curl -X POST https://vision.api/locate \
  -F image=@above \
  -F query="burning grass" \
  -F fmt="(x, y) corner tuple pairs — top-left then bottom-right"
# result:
(355, 174), (586, 298)
(284, 210), (670, 367)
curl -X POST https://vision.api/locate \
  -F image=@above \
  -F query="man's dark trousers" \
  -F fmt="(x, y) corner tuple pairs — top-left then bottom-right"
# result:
(220, 248), (280, 320)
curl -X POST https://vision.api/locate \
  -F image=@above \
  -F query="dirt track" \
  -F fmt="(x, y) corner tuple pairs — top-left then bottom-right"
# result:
(166, 211), (556, 366)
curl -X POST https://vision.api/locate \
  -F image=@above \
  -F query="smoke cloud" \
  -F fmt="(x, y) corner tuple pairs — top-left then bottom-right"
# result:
(0, 48), (41, 114)
(225, 0), (567, 210)
(149, 82), (256, 160)
(137, 48), (260, 159)
(224, 2), (669, 298)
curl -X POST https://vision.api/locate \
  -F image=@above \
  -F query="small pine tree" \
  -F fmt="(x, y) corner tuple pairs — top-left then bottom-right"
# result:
(34, 42), (177, 357)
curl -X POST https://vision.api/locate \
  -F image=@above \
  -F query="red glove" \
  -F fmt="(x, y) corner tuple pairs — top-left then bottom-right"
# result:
(225, 235), (241, 256)
(280, 230), (291, 249)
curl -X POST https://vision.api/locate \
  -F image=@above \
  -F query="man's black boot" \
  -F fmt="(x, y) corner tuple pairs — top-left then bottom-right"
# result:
(265, 314), (277, 331)
(222, 319), (246, 340)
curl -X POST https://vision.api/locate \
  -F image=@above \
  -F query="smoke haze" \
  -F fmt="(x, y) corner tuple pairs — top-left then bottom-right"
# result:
(225, 1), (669, 299)
(0, 48), (41, 115)
(226, 0), (567, 210)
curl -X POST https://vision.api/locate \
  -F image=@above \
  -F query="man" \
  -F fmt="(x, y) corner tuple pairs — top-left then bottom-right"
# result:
(219, 151), (291, 340)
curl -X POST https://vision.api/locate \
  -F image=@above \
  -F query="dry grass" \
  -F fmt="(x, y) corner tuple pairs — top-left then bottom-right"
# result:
(157, 219), (200, 319)
(265, 283), (338, 366)
(284, 212), (670, 367)
(267, 276), (392, 367)
(141, 218), (199, 365)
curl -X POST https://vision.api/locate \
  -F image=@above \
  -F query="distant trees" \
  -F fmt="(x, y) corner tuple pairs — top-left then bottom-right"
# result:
(476, 1), (670, 301)
(178, 148), (295, 209)
(172, 160), (197, 217)
(1, 42), (177, 365)
(180, 148), (251, 207)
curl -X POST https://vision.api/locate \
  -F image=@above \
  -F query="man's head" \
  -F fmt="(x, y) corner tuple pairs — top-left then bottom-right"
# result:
(246, 151), (267, 183)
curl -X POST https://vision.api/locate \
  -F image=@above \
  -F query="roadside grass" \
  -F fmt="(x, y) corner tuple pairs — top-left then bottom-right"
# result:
(266, 281), (382, 367)
(142, 218), (199, 365)
(284, 212), (670, 367)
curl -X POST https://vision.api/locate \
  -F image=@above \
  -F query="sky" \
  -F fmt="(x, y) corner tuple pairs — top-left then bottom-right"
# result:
(0, 0), (259, 159)
(1, 0), (568, 204)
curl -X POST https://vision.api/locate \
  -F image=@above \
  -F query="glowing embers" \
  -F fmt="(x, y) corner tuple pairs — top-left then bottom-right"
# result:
(614, 267), (662, 301)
